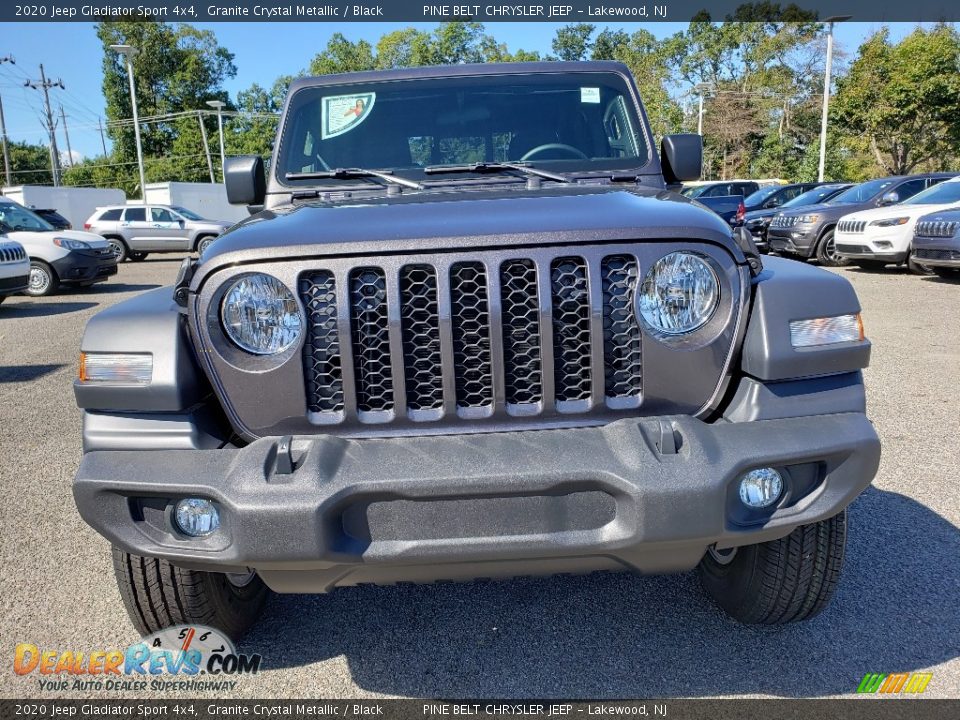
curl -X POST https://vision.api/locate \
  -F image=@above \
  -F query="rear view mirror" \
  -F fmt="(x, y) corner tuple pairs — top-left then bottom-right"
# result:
(225, 156), (266, 206)
(661, 134), (702, 184)
(878, 191), (900, 206)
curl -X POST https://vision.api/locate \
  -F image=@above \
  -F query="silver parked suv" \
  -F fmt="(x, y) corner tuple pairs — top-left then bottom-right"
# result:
(83, 204), (232, 262)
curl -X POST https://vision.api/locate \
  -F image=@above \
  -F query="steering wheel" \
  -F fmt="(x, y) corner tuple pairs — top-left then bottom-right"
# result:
(520, 143), (588, 161)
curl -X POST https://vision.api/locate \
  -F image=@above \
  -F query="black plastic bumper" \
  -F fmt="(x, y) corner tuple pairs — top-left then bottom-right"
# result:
(0, 273), (29, 294)
(73, 413), (880, 593)
(52, 251), (118, 284)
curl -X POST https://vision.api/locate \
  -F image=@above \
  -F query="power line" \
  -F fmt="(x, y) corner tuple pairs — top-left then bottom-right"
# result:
(24, 64), (65, 186)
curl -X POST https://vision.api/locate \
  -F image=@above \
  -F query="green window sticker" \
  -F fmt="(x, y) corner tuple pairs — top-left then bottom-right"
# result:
(581, 87), (600, 104)
(321, 92), (376, 139)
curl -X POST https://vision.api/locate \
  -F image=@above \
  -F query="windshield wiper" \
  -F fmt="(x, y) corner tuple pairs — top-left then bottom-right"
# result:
(285, 167), (423, 190)
(423, 162), (571, 184)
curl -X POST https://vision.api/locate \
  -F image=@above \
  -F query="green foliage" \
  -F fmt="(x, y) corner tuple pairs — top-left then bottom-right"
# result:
(552, 23), (595, 61)
(96, 20), (237, 195)
(5, 141), (54, 186)
(832, 25), (960, 175)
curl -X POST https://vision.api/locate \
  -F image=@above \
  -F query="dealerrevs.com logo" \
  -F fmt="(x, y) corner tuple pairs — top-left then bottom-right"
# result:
(13, 625), (261, 692)
(856, 672), (933, 695)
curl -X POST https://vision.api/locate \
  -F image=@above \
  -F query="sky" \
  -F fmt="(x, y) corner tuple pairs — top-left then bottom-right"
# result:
(0, 21), (934, 162)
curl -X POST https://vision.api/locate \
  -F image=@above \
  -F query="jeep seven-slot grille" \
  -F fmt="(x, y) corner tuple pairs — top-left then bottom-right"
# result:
(915, 220), (959, 238)
(837, 219), (867, 234)
(299, 253), (644, 425)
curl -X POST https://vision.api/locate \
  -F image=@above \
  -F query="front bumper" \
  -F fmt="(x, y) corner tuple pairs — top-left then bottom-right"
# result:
(52, 250), (118, 285)
(834, 242), (907, 263)
(74, 413), (880, 593)
(912, 239), (960, 269)
(0, 272), (29, 294)
(767, 226), (817, 255)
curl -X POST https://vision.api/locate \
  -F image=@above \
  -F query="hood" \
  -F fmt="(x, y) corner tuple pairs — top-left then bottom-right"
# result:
(7, 228), (110, 249)
(839, 201), (960, 223)
(197, 185), (741, 280)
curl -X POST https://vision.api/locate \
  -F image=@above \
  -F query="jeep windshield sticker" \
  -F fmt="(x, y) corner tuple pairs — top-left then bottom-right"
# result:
(321, 92), (376, 139)
(581, 87), (601, 104)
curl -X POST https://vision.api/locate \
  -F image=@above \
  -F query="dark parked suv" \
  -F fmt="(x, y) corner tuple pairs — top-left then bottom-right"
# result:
(767, 174), (956, 266)
(912, 208), (960, 279)
(742, 184), (851, 251)
(72, 62), (879, 640)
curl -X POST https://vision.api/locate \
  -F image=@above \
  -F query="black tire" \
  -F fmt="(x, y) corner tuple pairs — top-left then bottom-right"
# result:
(195, 235), (217, 255)
(933, 267), (960, 279)
(815, 229), (848, 267)
(698, 511), (847, 624)
(105, 237), (128, 263)
(0, 295), (6, 305)
(112, 546), (269, 641)
(25, 260), (59, 297)
(129, 251), (149, 262)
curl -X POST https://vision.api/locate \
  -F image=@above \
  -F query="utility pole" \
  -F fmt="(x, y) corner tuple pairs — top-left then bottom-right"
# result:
(110, 44), (146, 201)
(206, 100), (226, 181)
(0, 55), (15, 187)
(0, 95), (10, 187)
(25, 64), (64, 187)
(197, 111), (215, 183)
(97, 117), (107, 156)
(59, 105), (73, 168)
(818, 17), (851, 182)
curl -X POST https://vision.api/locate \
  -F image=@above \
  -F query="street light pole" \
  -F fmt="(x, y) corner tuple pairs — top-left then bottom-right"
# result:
(110, 44), (147, 201)
(694, 82), (713, 137)
(206, 100), (226, 181)
(818, 16), (851, 182)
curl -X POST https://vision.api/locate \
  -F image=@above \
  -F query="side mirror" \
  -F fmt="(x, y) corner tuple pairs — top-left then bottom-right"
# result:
(661, 134), (702, 184)
(763, 197), (781, 209)
(878, 191), (899, 206)
(225, 155), (266, 206)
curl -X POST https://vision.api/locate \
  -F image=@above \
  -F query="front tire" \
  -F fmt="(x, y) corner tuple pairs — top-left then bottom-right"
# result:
(129, 251), (149, 262)
(815, 229), (849, 267)
(698, 511), (847, 624)
(112, 546), (269, 641)
(25, 261), (58, 297)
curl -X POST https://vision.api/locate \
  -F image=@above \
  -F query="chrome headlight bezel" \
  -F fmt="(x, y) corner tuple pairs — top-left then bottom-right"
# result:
(220, 273), (304, 355)
(637, 251), (721, 339)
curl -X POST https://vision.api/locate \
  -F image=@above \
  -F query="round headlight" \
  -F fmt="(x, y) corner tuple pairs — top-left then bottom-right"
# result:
(221, 273), (303, 355)
(637, 252), (719, 335)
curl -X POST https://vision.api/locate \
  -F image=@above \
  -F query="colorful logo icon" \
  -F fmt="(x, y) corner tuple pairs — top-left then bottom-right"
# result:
(856, 672), (933, 695)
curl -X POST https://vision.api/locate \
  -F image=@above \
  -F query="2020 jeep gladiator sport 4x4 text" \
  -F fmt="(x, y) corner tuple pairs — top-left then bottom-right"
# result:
(73, 63), (880, 639)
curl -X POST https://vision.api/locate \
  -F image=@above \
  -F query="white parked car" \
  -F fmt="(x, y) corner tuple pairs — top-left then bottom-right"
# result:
(834, 176), (960, 271)
(0, 237), (30, 304)
(0, 196), (118, 296)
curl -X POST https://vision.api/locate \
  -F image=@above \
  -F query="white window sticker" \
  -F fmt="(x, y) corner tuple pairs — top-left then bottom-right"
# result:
(581, 87), (601, 104)
(321, 92), (376, 139)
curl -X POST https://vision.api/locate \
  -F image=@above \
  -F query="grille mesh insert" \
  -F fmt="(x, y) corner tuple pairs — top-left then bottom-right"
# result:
(399, 264), (443, 411)
(550, 257), (592, 402)
(600, 255), (643, 399)
(500, 259), (543, 405)
(348, 267), (394, 412)
(450, 262), (493, 409)
(300, 271), (344, 413)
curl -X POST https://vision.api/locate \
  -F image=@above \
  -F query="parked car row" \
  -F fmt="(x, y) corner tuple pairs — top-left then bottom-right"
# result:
(686, 173), (960, 278)
(0, 196), (232, 303)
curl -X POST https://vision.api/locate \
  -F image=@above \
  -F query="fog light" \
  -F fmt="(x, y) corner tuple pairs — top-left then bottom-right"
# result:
(174, 498), (220, 537)
(738, 468), (783, 509)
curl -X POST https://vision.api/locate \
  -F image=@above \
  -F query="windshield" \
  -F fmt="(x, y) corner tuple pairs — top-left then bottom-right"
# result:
(0, 202), (55, 232)
(744, 186), (780, 205)
(172, 206), (205, 220)
(681, 186), (708, 198)
(902, 181), (960, 205)
(278, 72), (649, 184)
(783, 185), (846, 208)
(829, 178), (897, 205)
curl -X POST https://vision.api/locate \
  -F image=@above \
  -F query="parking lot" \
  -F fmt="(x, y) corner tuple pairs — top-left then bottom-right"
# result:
(0, 255), (958, 699)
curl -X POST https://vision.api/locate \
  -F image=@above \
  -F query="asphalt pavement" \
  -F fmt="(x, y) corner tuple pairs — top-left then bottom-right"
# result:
(1, 255), (958, 699)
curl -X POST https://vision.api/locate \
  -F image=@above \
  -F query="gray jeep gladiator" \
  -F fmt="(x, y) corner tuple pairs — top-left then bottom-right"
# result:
(73, 62), (880, 639)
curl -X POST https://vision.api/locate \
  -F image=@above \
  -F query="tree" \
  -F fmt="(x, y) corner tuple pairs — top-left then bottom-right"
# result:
(5, 141), (54, 186)
(832, 26), (960, 174)
(96, 20), (237, 194)
(552, 23), (595, 61)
